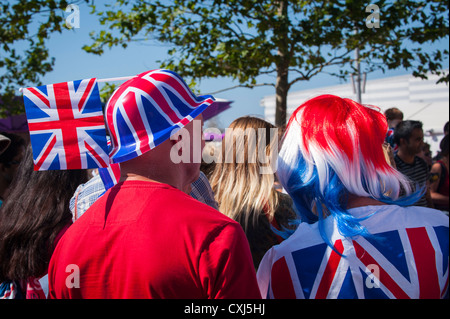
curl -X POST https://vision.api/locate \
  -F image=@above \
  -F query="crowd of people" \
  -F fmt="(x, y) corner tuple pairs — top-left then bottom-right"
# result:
(0, 69), (448, 299)
(385, 107), (449, 211)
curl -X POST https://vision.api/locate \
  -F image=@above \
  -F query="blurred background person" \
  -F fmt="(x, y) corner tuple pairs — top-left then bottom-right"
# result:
(210, 116), (296, 269)
(384, 107), (403, 150)
(417, 142), (433, 171)
(433, 121), (449, 162)
(430, 134), (449, 213)
(394, 120), (434, 208)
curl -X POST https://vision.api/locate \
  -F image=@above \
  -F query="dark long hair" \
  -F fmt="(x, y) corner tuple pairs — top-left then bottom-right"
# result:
(0, 144), (88, 281)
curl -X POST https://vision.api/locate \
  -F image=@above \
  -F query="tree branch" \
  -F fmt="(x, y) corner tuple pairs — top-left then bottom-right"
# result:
(205, 82), (275, 95)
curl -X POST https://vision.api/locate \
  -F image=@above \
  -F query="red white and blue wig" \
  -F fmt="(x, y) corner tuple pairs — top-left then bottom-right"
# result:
(277, 95), (423, 245)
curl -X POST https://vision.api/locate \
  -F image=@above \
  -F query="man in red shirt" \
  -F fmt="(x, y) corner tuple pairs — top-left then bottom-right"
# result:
(48, 69), (261, 299)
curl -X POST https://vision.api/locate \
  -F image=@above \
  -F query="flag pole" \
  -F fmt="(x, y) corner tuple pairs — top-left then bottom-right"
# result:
(19, 75), (135, 92)
(96, 76), (135, 83)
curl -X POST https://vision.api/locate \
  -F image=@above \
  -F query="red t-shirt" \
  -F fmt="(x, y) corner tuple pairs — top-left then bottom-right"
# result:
(48, 181), (261, 299)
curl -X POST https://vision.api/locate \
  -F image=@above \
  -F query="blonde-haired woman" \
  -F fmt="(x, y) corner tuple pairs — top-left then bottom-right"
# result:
(210, 116), (296, 269)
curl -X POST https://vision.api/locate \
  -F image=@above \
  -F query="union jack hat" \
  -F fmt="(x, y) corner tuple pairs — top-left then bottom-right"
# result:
(105, 69), (215, 163)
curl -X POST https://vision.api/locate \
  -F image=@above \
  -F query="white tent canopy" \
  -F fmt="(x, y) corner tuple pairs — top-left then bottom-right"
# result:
(260, 70), (449, 154)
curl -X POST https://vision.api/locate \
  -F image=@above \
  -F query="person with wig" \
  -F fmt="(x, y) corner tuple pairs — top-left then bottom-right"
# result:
(210, 116), (296, 269)
(256, 94), (449, 299)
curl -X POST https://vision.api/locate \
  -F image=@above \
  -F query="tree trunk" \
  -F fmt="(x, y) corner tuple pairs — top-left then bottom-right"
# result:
(274, 0), (289, 128)
(275, 67), (288, 127)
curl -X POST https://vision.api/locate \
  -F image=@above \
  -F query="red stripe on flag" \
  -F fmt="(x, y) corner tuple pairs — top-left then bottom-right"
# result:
(84, 141), (108, 168)
(27, 87), (50, 108)
(34, 135), (57, 170)
(271, 257), (296, 299)
(406, 227), (441, 299)
(110, 163), (121, 183)
(315, 239), (344, 299)
(53, 81), (82, 169)
(77, 78), (96, 112)
(27, 116), (104, 131)
(353, 240), (410, 299)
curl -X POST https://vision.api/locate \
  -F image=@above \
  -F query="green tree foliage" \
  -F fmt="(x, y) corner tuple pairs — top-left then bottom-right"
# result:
(0, 0), (88, 117)
(85, 0), (449, 126)
(2, 1), (448, 124)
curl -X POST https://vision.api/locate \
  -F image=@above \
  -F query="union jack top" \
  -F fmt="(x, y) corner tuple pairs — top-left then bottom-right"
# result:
(257, 205), (449, 299)
(23, 78), (109, 171)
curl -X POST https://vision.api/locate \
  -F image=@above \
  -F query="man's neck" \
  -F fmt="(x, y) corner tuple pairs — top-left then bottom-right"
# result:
(347, 194), (386, 209)
(396, 149), (416, 164)
(119, 170), (183, 191)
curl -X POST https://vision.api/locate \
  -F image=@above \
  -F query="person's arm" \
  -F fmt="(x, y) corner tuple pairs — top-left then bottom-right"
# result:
(425, 182), (435, 208)
(430, 162), (450, 207)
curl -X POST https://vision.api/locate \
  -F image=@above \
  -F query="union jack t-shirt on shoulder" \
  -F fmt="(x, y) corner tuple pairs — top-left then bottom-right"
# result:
(23, 78), (109, 171)
(256, 205), (449, 299)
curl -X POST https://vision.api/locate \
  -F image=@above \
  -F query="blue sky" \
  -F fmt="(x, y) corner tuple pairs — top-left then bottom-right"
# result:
(35, 2), (449, 129)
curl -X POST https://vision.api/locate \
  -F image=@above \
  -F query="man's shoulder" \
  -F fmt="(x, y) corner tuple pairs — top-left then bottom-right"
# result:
(414, 155), (428, 168)
(179, 193), (237, 225)
(394, 152), (402, 163)
(394, 153), (427, 169)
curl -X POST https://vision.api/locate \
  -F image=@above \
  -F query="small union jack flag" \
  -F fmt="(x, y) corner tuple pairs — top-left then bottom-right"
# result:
(258, 217), (449, 299)
(97, 138), (121, 191)
(98, 162), (121, 191)
(23, 78), (109, 171)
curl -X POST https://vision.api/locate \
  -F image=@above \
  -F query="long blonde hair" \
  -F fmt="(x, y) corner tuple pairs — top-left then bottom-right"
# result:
(210, 116), (279, 230)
